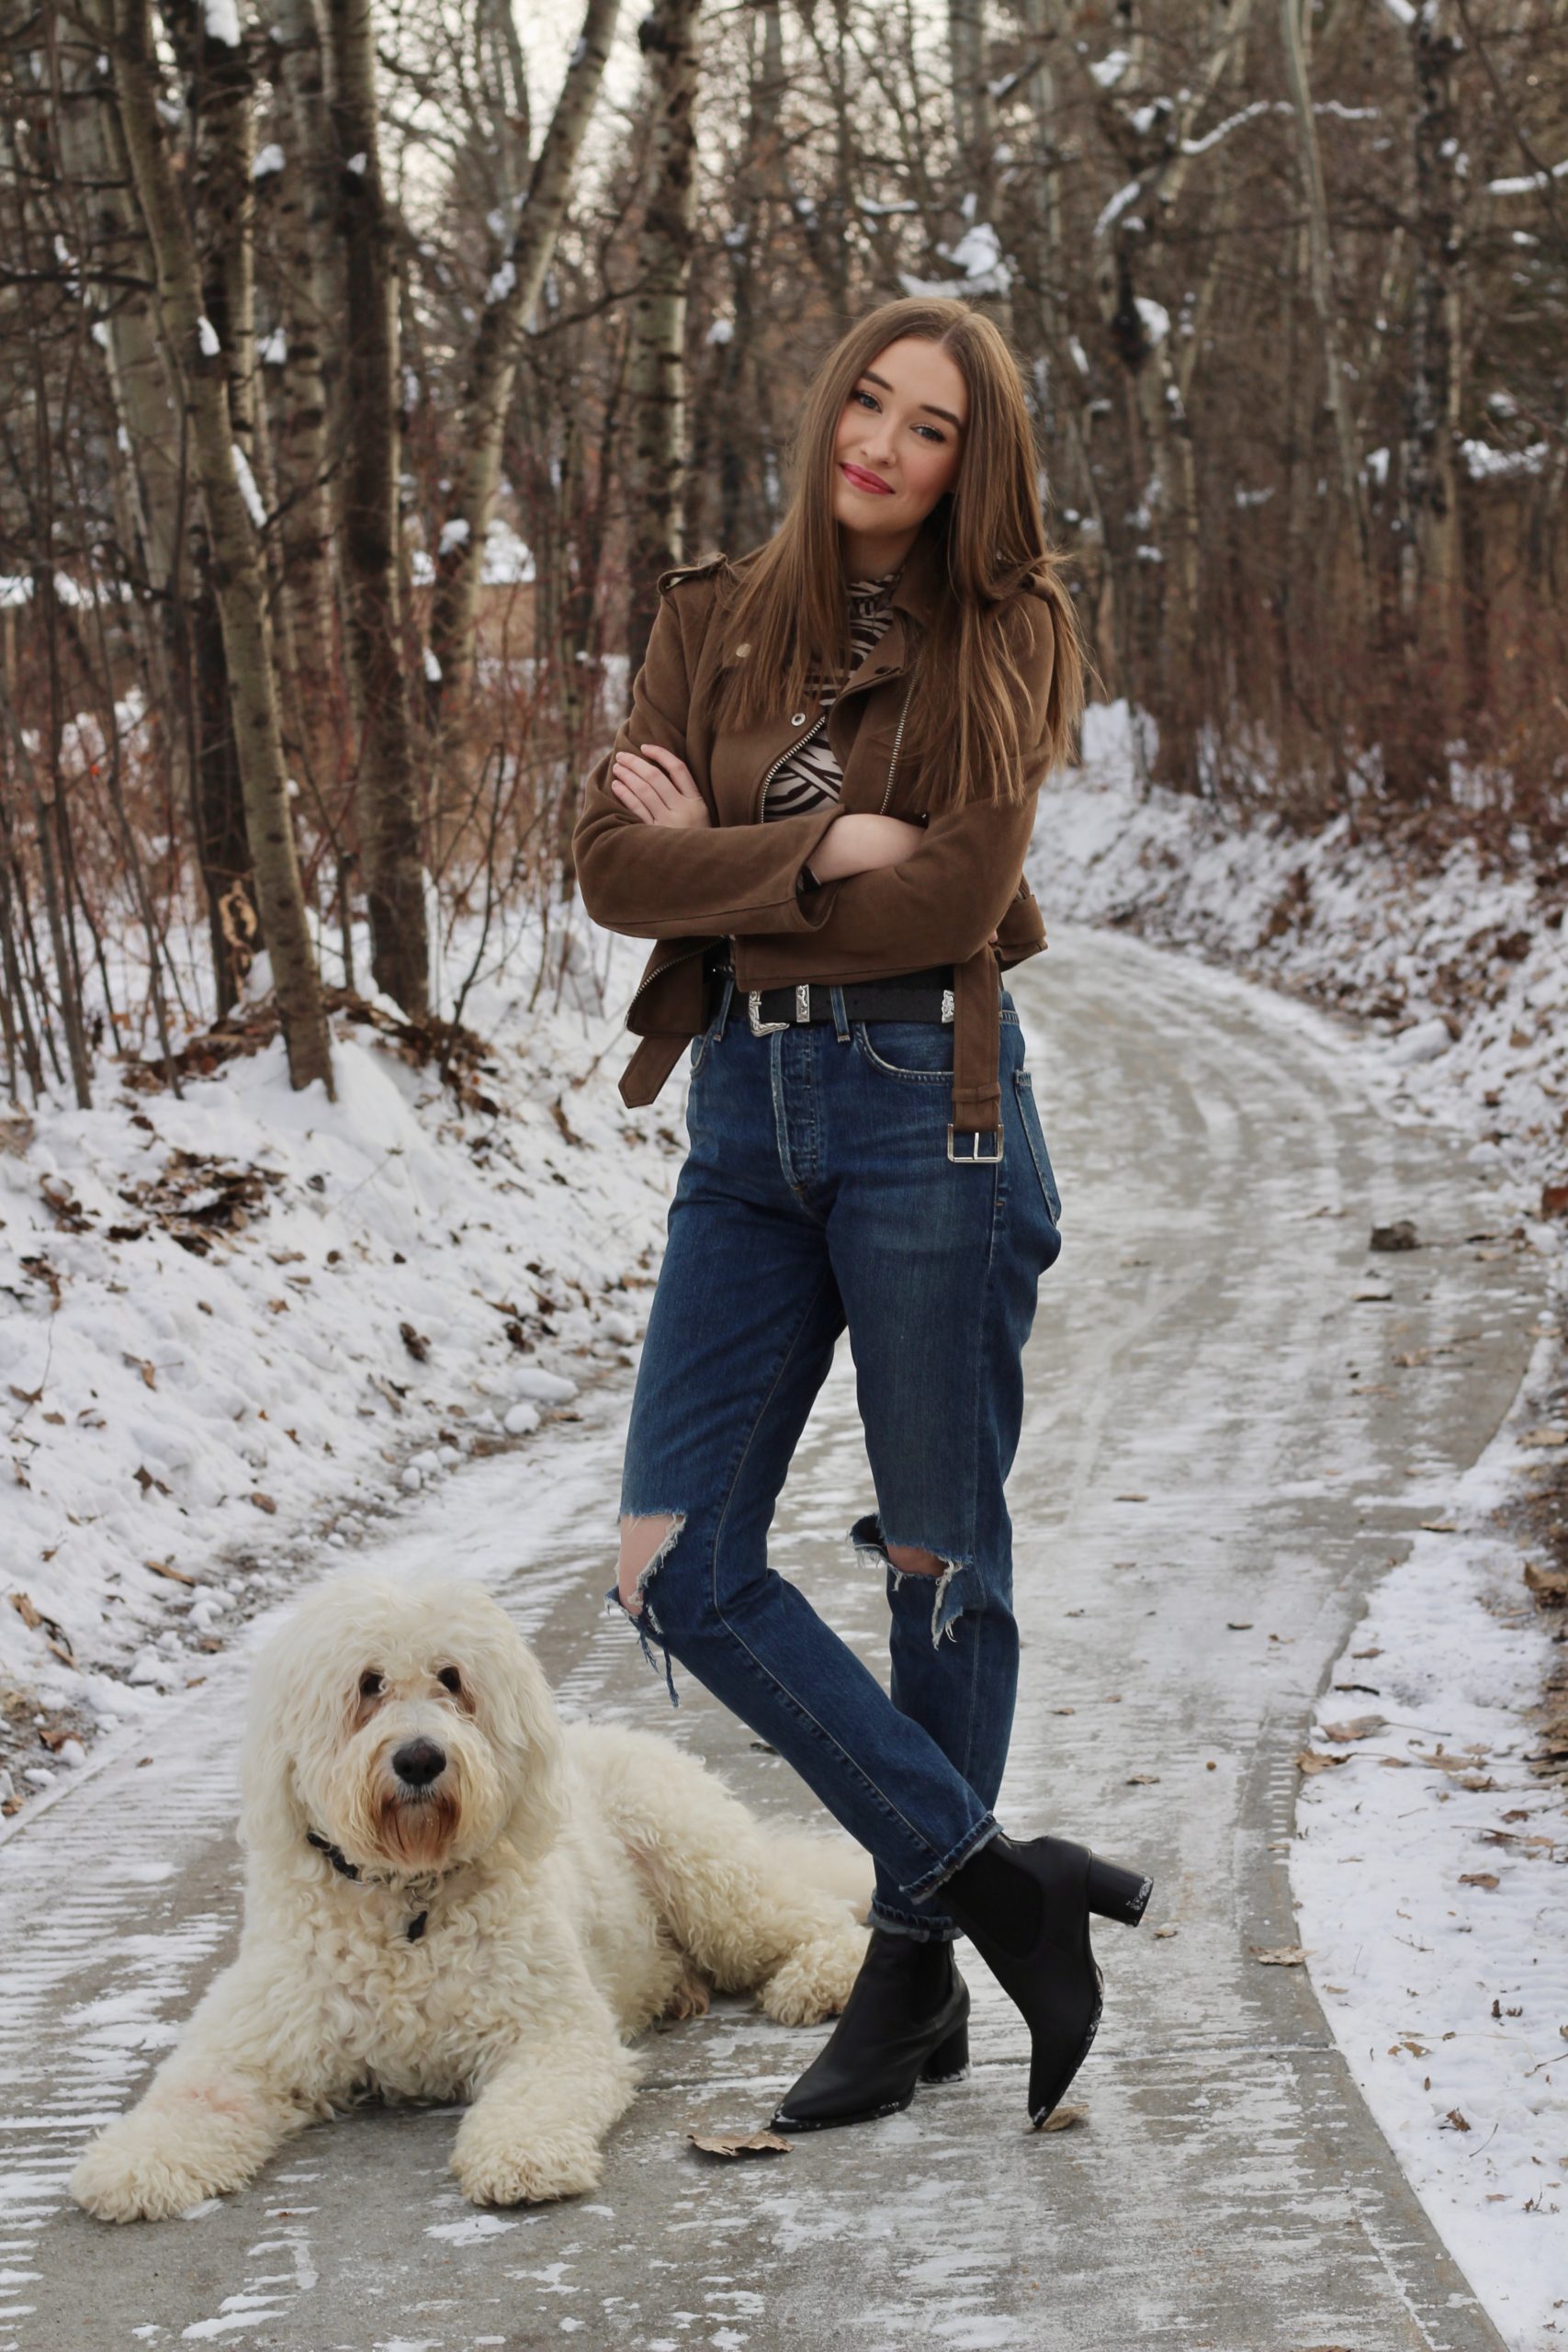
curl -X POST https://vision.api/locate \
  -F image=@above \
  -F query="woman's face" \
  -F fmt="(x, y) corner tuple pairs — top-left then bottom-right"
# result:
(831, 337), (968, 545)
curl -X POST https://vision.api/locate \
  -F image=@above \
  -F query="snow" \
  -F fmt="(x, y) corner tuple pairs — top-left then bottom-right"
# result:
(0, 917), (683, 1816)
(1292, 1387), (1568, 2352)
(1488, 156), (1568, 197)
(1093, 181), (1144, 239)
(230, 445), (266, 530)
(479, 516), (534, 587)
(1461, 437), (1548, 481)
(201, 0), (240, 45)
(486, 258), (517, 306)
(1035, 719), (1568, 2350)
(1133, 296), (1169, 347)
(197, 319), (220, 359)
(257, 327), (287, 367)
(251, 143), (285, 179)
(437, 516), (470, 556)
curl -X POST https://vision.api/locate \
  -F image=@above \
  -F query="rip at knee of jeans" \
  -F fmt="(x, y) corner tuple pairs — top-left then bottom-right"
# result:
(607, 1511), (686, 1706)
(848, 1510), (975, 1648)
(616, 1510), (685, 1615)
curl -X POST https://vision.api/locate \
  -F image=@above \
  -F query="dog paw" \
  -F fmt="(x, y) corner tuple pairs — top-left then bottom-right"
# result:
(661, 1964), (712, 2022)
(71, 2125), (227, 2225)
(760, 1928), (868, 2026)
(451, 2126), (603, 2208)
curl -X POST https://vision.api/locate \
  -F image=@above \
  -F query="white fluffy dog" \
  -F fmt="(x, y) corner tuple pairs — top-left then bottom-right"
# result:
(71, 1572), (870, 2222)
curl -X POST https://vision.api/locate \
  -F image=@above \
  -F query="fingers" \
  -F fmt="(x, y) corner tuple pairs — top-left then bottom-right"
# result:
(610, 744), (697, 824)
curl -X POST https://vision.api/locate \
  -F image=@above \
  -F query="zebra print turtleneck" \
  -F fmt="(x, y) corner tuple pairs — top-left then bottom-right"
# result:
(761, 570), (899, 821)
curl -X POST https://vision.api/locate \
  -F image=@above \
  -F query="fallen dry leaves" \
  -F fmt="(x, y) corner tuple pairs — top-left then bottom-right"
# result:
(1252, 1945), (1308, 1966)
(1033, 2105), (1088, 2134)
(687, 2130), (792, 2160)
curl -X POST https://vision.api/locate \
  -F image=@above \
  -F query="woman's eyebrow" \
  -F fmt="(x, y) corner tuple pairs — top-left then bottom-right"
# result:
(860, 368), (965, 431)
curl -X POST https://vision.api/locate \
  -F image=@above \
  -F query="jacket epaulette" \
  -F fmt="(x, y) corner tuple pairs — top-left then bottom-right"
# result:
(655, 554), (728, 597)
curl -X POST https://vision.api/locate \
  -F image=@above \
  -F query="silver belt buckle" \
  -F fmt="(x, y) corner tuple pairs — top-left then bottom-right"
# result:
(749, 984), (814, 1035)
(947, 1125), (1004, 1164)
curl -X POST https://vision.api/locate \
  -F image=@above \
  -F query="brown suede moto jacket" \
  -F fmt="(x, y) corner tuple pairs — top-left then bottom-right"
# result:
(571, 514), (1055, 1136)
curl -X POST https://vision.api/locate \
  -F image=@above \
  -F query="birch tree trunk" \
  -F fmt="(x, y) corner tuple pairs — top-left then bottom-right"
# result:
(111, 0), (333, 1090)
(1398, 0), (1467, 763)
(261, 0), (346, 808)
(424, 0), (621, 720)
(323, 0), (427, 1015)
(624, 0), (702, 677)
(1280, 0), (1370, 635)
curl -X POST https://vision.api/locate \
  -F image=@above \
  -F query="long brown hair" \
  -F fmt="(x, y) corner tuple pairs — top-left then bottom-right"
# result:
(705, 297), (1086, 808)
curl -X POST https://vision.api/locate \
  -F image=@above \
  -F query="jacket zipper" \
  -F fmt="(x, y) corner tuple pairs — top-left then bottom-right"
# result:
(877, 673), (915, 814)
(751, 714), (826, 823)
(626, 938), (706, 1023)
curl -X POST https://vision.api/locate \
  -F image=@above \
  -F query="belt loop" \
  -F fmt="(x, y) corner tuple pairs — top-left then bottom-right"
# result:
(829, 984), (851, 1043)
(714, 973), (735, 1038)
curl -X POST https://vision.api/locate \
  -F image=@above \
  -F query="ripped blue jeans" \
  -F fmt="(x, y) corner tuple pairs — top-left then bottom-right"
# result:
(610, 976), (1062, 1940)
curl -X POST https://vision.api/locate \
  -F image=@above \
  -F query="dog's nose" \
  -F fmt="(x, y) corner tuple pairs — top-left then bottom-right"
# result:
(392, 1737), (446, 1789)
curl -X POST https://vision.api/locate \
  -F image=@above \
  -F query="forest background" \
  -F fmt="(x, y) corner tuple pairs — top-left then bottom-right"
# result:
(0, 0), (1564, 1106)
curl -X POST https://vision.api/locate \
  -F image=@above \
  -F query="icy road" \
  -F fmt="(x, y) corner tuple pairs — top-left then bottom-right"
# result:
(0, 928), (1543, 2352)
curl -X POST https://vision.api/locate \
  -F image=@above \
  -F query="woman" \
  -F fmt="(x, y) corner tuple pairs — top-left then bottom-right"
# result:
(572, 298), (1153, 2137)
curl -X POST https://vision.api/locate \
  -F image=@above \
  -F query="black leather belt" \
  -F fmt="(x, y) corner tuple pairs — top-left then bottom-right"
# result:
(705, 957), (954, 1032)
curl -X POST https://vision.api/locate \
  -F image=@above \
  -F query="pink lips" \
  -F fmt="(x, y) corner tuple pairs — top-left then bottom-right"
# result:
(840, 463), (893, 496)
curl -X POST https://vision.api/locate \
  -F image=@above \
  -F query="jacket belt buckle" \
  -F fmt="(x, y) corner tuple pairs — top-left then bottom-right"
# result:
(947, 1125), (1004, 1165)
(748, 989), (790, 1036)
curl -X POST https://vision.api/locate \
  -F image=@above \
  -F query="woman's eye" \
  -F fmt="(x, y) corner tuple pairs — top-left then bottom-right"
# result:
(437, 1667), (462, 1696)
(850, 389), (943, 442)
(359, 1670), (384, 1699)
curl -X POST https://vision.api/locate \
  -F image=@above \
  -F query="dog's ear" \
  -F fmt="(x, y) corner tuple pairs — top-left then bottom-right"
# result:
(236, 1594), (330, 1860)
(475, 1613), (570, 1868)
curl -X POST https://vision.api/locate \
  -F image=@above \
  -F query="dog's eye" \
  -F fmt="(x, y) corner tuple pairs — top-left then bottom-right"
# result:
(436, 1667), (462, 1697)
(359, 1669), (385, 1699)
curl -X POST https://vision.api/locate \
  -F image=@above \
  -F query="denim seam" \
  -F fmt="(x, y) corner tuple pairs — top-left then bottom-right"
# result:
(851, 1026), (954, 1084)
(703, 1274), (946, 1870)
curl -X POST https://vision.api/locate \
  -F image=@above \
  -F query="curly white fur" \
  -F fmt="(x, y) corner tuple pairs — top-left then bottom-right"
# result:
(70, 1572), (870, 2221)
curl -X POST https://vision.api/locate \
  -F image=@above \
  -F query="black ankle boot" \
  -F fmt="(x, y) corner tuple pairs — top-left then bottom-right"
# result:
(770, 1928), (970, 2133)
(941, 1832), (1153, 2128)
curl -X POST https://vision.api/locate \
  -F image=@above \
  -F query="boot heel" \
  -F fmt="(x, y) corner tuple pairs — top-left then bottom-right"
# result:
(919, 2018), (969, 2084)
(1085, 1855), (1154, 1927)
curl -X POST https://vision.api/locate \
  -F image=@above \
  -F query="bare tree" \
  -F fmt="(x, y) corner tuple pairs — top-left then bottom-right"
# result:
(110, 0), (333, 1090)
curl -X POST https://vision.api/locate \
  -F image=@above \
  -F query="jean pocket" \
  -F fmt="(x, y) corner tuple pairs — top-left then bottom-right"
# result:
(1012, 1069), (1062, 1224)
(689, 1027), (712, 1079)
(854, 1020), (955, 1082)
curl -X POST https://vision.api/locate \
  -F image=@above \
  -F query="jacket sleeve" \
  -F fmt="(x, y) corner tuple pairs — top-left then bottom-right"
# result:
(735, 589), (1057, 984)
(571, 584), (845, 941)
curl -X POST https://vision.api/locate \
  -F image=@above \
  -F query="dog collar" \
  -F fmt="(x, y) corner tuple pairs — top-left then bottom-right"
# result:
(306, 1829), (429, 1942)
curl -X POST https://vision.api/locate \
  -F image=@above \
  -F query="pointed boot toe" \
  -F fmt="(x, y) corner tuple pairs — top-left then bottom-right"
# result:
(942, 1832), (1154, 2128)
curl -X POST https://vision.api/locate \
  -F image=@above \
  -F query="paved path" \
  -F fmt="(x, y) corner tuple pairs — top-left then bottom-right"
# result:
(0, 928), (1542, 2352)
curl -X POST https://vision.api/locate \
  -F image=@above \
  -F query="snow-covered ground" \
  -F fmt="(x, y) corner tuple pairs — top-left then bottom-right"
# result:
(1034, 711), (1567, 2352)
(1, 919), (679, 1816)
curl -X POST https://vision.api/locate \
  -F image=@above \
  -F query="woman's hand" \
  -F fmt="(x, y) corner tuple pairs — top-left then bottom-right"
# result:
(610, 743), (711, 831)
(806, 814), (925, 883)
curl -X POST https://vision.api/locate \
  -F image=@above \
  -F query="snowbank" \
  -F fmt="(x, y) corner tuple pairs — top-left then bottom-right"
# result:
(1, 923), (681, 1816)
